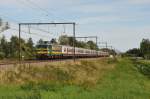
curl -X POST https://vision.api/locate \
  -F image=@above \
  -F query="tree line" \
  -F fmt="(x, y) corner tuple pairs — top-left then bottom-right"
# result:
(0, 36), (35, 59)
(0, 35), (100, 60)
(125, 39), (150, 59)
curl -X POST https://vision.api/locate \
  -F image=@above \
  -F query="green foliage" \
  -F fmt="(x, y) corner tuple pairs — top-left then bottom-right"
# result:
(140, 39), (150, 59)
(50, 38), (57, 44)
(0, 35), (35, 60)
(134, 60), (150, 78)
(125, 48), (143, 57)
(58, 35), (70, 45)
(86, 41), (98, 50)
(0, 34), (100, 60)
(0, 36), (9, 58)
(25, 38), (36, 59)
(59, 35), (98, 50)
(125, 38), (150, 59)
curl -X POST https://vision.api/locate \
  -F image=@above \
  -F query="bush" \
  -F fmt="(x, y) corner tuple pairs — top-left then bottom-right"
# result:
(136, 63), (150, 78)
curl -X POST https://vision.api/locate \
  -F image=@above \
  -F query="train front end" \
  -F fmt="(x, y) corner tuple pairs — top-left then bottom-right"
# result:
(36, 44), (52, 59)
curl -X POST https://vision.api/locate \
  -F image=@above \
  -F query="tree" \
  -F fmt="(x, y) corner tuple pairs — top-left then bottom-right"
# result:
(26, 38), (35, 58)
(58, 35), (69, 45)
(0, 35), (37, 60)
(68, 37), (75, 46)
(76, 41), (87, 48)
(140, 39), (150, 59)
(9, 36), (20, 58)
(0, 36), (8, 58)
(126, 48), (143, 57)
(50, 38), (57, 44)
(87, 40), (98, 50)
(9, 36), (26, 58)
(27, 38), (34, 48)
(37, 39), (44, 44)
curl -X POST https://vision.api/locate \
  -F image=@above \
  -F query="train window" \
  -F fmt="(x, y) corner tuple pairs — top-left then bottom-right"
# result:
(64, 48), (66, 52)
(52, 45), (62, 52)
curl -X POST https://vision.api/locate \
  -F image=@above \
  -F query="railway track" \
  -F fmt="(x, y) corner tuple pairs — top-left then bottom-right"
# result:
(0, 57), (96, 66)
(0, 58), (75, 70)
(0, 57), (107, 70)
(0, 59), (70, 66)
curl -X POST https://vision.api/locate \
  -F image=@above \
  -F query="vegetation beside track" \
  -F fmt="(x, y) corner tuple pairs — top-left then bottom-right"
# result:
(0, 58), (150, 99)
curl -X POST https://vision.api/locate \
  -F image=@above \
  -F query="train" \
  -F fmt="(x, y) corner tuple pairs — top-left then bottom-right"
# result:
(35, 42), (109, 59)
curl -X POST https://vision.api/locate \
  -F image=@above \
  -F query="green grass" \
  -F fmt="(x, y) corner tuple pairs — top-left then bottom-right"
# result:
(0, 58), (150, 99)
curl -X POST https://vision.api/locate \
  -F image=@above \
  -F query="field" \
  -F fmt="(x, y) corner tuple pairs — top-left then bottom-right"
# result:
(0, 58), (150, 99)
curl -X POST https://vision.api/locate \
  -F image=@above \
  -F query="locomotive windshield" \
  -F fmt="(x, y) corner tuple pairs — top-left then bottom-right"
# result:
(36, 45), (48, 49)
(36, 44), (52, 49)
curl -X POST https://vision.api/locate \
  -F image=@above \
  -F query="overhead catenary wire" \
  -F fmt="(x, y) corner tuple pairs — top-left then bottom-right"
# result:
(15, 0), (51, 22)
(25, 0), (52, 16)
(0, 12), (19, 23)
(0, 14), (54, 36)
(22, 0), (66, 21)
(0, 14), (65, 41)
(0, 7), (74, 42)
(10, 28), (51, 38)
(29, 26), (53, 34)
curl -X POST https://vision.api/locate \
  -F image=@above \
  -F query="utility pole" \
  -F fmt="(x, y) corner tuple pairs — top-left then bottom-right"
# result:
(19, 24), (21, 61)
(73, 23), (76, 62)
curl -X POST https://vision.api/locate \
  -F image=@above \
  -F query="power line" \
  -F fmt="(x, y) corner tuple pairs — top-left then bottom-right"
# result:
(22, 0), (66, 21)
(0, 14), (63, 39)
(29, 26), (53, 34)
(0, 12), (19, 23)
(10, 28), (50, 38)
(25, 0), (52, 16)
(0, 14), (54, 35)
(15, 0), (52, 22)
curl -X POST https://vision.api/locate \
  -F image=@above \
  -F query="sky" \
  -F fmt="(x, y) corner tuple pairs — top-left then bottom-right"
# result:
(0, 0), (150, 52)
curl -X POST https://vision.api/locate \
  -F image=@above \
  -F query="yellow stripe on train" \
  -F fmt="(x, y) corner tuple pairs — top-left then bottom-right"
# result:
(51, 52), (63, 55)
(37, 51), (48, 54)
(37, 51), (62, 55)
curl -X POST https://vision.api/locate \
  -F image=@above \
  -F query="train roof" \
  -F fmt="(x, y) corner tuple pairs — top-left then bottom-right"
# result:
(36, 43), (108, 53)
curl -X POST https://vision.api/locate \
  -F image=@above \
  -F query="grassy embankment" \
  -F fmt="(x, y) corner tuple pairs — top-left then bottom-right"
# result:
(0, 58), (150, 99)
